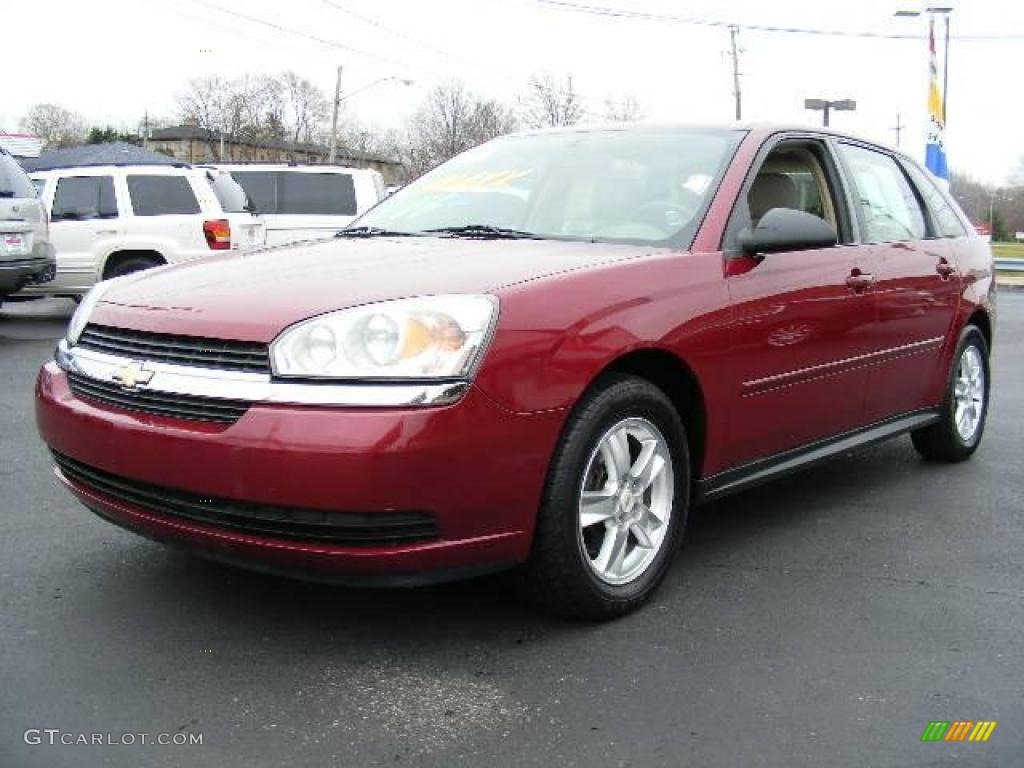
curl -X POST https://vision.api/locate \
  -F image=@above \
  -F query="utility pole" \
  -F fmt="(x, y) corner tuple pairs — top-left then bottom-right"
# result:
(328, 64), (343, 164)
(729, 25), (742, 121)
(892, 112), (904, 147)
(142, 111), (150, 150)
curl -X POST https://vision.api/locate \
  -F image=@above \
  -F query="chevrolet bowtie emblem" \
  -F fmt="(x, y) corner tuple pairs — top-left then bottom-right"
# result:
(112, 362), (155, 390)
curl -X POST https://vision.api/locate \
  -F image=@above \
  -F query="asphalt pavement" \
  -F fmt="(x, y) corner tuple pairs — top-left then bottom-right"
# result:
(1, 295), (1021, 768)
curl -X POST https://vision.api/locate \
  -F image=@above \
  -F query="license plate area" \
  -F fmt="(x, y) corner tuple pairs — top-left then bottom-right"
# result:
(1, 232), (29, 256)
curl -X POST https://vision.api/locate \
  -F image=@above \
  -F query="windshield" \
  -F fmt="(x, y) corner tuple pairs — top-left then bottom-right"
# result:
(0, 152), (36, 199)
(356, 128), (742, 247)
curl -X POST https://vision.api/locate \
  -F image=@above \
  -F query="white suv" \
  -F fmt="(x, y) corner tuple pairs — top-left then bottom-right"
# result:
(213, 164), (386, 246)
(20, 164), (266, 297)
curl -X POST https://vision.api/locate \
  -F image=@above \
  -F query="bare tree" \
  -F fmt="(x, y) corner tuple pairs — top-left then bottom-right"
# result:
(281, 71), (329, 147)
(178, 73), (324, 159)
(403, 81), (518, 177)
(521, 74), (584, 129)
(604, 94), (643, 122)
(19, 104), (86, 149)
(1010, 157), (1024, 187)
(177, 75), (234, 158)
(235, 75), (287, 142)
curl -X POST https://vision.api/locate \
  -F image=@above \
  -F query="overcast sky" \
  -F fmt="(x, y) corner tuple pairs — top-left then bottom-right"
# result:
(4, 0), (1022, 183)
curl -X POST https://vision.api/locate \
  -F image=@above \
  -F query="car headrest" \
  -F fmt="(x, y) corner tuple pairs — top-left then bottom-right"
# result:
(748, 172), (799, 222)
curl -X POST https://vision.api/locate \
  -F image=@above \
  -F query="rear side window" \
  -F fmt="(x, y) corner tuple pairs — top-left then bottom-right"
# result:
(837, 143), (927, 243)
(0, 152), (36, 199)
(231, 171), (357, 215)
(127, 175), (200, 216)
(206, 172), (250, 213)
(902, 161), (967, 238)
(51, 176), (118, 220)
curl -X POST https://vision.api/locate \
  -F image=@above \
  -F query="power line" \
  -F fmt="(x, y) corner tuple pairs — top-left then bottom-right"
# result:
(186, 0), (443, 76)
(537, 0), (1024, 41)
(318, 0), (630, 118)
(320, 0), (511, 79)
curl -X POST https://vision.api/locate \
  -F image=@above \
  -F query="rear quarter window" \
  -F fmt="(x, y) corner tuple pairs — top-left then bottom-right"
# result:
(206, 172), (250, 213)
(0, 152), (37, 200)
(902, 161), (968, 238)
(127, 175), (201, 216)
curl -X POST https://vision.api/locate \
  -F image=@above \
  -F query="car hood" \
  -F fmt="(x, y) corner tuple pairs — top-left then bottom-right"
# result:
(92, 236), (657, 342)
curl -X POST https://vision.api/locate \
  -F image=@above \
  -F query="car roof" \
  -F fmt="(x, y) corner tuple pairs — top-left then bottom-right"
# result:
(210, 163), (374, 174)
(30, 164), (196, 175)
(500, 121), (904, 158)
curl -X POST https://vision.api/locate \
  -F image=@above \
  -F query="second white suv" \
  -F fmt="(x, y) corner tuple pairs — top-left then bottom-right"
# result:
(20, 164), (267, 297)
(214, 164), (386, 246)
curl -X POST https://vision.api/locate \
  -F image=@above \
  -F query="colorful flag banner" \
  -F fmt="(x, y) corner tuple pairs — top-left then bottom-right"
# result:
(925, 16), (949, 180)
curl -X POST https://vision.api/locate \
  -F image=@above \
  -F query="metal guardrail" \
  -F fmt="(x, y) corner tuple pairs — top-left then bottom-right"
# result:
(995, 257), (1024, 272)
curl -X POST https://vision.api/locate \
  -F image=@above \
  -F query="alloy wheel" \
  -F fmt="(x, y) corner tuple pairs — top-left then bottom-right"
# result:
(577, 417), (675, 586)
(954, 345), (985, 443)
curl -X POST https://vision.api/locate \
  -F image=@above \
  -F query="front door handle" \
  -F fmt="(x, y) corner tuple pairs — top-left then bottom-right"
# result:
(95, 229), (118, 236)
(936, 258), (958, 280)
(846, 269), (875, 293)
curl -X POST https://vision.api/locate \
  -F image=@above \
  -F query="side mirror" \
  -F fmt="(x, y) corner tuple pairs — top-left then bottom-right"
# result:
(739, 208), (838, 255)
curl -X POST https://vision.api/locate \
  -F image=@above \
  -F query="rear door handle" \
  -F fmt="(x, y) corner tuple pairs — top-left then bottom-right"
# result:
(936, 259), (957, 279)
(845, 269), (875, 293)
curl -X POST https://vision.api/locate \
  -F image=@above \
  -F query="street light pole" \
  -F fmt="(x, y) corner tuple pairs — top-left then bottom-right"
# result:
(804, 98), (856, 127)
(328, 64), (343, 164)
(942, 12), (950, 125)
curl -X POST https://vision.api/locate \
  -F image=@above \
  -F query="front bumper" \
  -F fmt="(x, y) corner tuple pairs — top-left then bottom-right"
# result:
(36, 361), (566, 583)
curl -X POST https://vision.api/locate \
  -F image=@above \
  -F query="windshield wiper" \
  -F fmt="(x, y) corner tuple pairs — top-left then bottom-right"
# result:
(335, 226), (417, 238)
(423, 225), (544, 240)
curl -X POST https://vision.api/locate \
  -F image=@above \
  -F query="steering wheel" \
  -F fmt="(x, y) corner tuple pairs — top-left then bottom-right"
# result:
(628, 189), (702, 233)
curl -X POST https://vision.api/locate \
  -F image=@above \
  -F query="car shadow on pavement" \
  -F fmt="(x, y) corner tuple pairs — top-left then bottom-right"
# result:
(111, 435), (939, 642)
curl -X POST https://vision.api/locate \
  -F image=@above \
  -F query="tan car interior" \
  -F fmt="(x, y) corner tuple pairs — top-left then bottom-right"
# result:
(747, 147), (838, 231)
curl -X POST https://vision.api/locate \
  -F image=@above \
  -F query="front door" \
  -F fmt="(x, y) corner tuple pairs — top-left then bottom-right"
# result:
(834, 143), (961, 423)
(723, 137), (876, 468)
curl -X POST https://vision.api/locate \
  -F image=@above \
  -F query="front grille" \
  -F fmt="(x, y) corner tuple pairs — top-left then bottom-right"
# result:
(54, 452), (440, 546)
(68, 371), (250, 424)
(78, 324), (270, 374)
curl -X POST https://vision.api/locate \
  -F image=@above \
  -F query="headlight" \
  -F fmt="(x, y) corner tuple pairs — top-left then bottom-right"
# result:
(270, 295), (499, 379)
(66, 281), (115, 345)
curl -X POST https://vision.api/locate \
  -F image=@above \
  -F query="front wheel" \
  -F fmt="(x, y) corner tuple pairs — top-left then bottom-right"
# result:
(523, 374), (689, 619)
(911, 326), (990, 462)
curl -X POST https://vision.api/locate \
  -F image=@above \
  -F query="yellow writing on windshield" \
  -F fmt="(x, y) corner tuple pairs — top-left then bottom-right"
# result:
(424, 169), (533, 193)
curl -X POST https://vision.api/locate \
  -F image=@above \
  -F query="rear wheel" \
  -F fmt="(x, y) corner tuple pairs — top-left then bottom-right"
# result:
(523, 374), (689, 619)
(911, 326), (990, 462)
(104, 255), (162, 279)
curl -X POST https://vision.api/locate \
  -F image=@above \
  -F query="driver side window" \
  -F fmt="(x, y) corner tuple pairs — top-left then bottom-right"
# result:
(747, 146), (838, 230)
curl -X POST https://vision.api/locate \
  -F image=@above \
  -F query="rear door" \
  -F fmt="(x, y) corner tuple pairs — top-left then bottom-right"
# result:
(722, 135), (876, 468)
(231, 170), (358, 245)
(124, 172), (207, 260)
(835, 142), (961, 422)
(47, 173), (122, 292)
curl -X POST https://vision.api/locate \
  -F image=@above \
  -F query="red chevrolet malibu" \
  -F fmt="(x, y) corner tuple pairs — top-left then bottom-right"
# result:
(36, 125), (994, 618)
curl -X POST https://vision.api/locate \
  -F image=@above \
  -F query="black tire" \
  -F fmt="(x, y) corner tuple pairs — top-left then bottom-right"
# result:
(522, 373), (690, 620)
(104, 256), (161, 279)
(911, 325), (990, 462)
